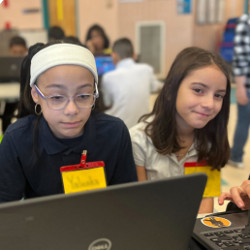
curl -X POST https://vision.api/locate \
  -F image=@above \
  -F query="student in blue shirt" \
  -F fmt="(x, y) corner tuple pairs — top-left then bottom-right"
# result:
(0, 42), (137, 202)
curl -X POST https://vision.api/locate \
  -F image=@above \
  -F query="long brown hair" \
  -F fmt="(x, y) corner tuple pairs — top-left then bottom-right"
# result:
(141, 47), (231, 170)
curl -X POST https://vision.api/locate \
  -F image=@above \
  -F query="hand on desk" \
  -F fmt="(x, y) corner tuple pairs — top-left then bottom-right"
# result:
(218, 180), (250, 210)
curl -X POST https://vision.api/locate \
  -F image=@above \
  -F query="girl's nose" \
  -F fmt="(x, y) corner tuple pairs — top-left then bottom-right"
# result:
(201, 95), (214, 109)
(63, 99), (79, 114)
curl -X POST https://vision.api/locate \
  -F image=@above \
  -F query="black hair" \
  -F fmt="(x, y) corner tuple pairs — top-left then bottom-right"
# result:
(112, 37), (134, 59)
(63, 36), (85, 47)
(48, 26), (65, 41)
(9, 36), (27, 48)
(16, 43), (45, 118)
(85, 24), (109, 49)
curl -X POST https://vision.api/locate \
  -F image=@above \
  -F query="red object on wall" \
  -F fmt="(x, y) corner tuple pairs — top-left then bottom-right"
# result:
(2, 0), (8, 7)
(5, 21), (11, 30)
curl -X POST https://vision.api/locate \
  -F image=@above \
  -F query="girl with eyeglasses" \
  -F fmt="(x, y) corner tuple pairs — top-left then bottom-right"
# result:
(0, 42), (137, 202)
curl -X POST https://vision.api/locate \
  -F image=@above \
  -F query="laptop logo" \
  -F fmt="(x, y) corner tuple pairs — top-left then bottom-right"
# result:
(88, 238), (112, 250)
(10, 63), (18, 72)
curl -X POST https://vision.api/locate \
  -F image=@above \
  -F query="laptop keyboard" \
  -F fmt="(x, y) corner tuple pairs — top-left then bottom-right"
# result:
(202, 227), (250, 249)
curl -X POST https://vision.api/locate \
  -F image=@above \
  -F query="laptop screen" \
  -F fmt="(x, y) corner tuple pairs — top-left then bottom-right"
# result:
(0, 174), (207, 250)
(95, 56), (115, 76)
(0, 56), (24, 82)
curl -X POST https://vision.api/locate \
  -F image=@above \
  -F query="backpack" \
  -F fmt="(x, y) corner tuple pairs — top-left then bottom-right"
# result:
(219, 17), (239, 62)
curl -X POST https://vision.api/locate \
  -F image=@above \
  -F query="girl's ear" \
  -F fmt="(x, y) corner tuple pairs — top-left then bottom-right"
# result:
(31, 86), (39, 103)
(133, 53), (138, 61)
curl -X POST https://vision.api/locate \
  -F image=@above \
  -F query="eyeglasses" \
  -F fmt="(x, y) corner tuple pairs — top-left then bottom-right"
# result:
(34, 83), (99, 110)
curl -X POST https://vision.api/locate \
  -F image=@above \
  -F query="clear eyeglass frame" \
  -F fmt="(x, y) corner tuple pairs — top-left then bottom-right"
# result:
(34, 83), (99, 110)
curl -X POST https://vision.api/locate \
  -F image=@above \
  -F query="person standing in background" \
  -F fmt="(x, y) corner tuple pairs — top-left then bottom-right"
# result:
(228, 12), (250, 169)
(101, 38), (161, 129)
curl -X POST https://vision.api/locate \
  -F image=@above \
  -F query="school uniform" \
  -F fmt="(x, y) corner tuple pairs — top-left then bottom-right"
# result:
(101, 58), (161, 129)
(0, 112), (137, 202)
(129, 121), (198, 180)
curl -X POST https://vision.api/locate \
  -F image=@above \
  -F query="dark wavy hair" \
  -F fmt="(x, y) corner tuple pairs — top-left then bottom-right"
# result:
(16, 42), (45, 118)
(141, 46), (231, 170)
(85, 24), (110, 49)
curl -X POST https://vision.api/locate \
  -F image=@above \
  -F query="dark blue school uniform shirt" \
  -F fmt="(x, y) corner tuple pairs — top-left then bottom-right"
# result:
(0, 112), (137, 202)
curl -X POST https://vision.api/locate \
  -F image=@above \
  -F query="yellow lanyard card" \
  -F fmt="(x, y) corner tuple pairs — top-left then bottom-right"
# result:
(61, 164), (106, 194)
(184, 161), (221, 197)
(60, 150), (106, 194)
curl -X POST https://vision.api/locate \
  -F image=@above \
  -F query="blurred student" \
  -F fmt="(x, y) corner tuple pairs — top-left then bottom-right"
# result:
(9, 36), (28, 57)
(0, 42), (137, 202)
(1, 36), (28, 133)
(63, 36), (83, 46)
(101, 38), (161, 129)
(228, 12), (250, 169)
(48, 26), (65, 42)
(85, 24), (111, 56)
(130, 47), (231, 213)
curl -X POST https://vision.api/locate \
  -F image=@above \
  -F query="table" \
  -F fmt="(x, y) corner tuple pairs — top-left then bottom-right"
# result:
(0, 82), (20, 100)
(0, 82), (20, 115)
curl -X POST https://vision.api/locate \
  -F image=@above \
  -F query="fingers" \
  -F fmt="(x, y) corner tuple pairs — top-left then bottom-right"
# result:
(230, 186), (245, 208)
(218, 181), (250, 210)
(240, 180), (250, 198)
(218, 192), (232, 205)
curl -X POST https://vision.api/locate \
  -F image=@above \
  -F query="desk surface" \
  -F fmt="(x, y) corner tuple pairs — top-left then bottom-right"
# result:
(0, 82), (20, 100)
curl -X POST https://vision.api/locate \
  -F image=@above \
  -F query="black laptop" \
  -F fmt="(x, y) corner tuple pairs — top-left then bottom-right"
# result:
(0, 174), (206, 250)
(0, 56), (24, 82)
(192, 210), (250, 249)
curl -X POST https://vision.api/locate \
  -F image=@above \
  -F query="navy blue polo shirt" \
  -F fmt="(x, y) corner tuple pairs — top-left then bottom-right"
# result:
(0, 112), (137, 202)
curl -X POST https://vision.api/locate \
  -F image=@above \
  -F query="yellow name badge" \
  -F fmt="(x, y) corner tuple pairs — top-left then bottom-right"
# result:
(60, 150), (106, 194)
(184, 161), (221, 198)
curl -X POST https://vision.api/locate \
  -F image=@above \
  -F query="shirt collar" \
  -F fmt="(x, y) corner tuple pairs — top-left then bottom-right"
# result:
(116, 58), (135, 69)
(39, 115), (96, 155)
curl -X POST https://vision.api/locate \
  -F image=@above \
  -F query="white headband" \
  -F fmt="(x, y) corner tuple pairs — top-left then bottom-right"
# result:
(30, 43), (98, 87)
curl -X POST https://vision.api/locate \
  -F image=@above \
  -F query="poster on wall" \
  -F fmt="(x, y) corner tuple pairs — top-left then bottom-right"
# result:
(177, 0), (192, 14)
(196, 0), (206, 24)
(196, 0), (225, 24)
